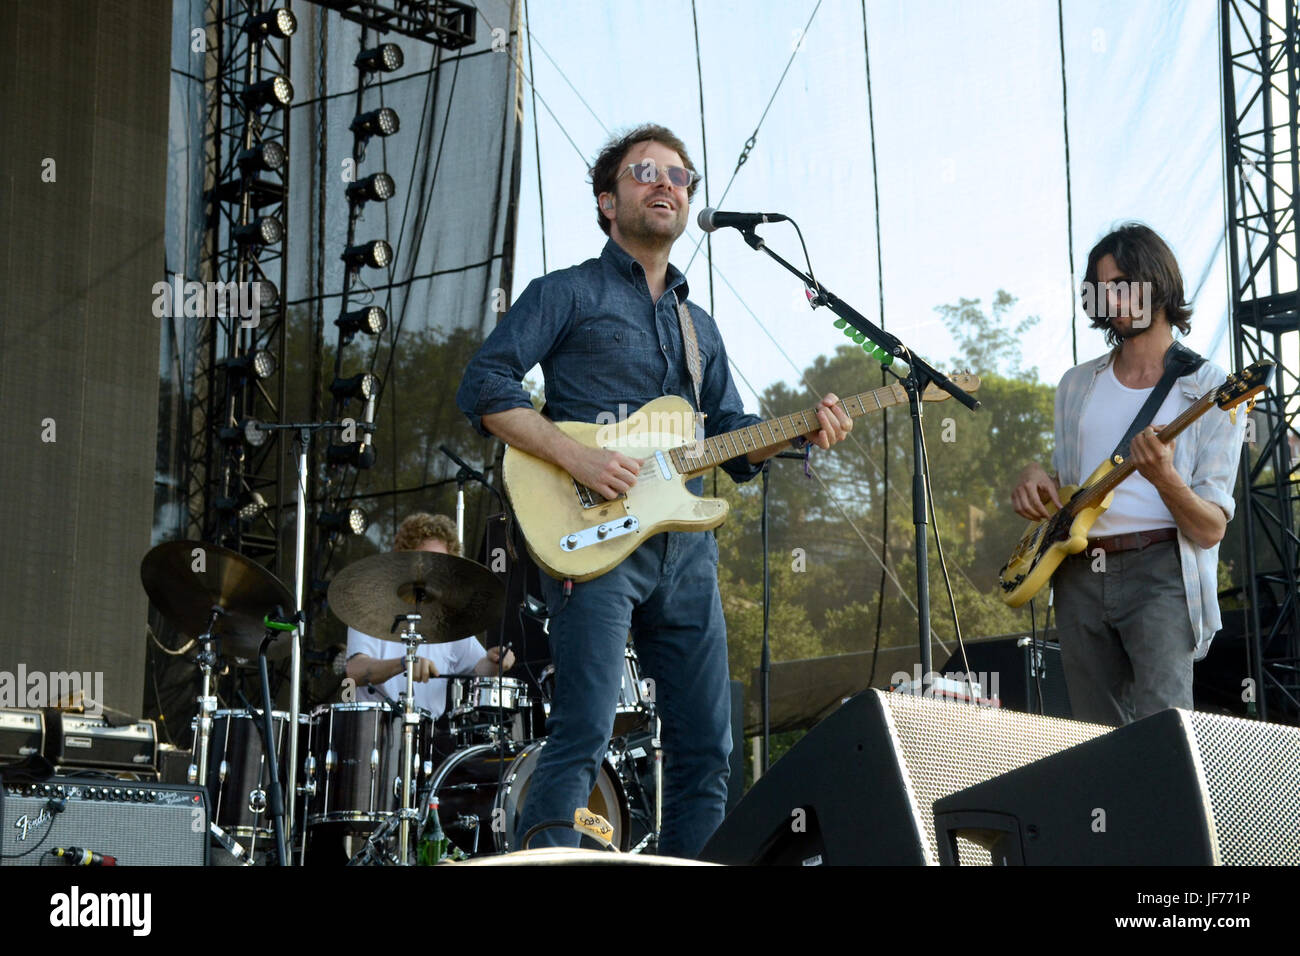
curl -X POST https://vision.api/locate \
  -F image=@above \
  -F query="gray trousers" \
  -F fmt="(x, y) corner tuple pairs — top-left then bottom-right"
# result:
(1053, 539), (1195, 727)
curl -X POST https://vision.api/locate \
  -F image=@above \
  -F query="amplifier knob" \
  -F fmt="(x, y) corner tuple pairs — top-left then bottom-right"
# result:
(112, 788), (123, 799)
(148, 791), (158, 801)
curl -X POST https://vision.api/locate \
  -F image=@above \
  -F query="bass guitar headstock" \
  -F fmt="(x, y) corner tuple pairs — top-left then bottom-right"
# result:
(1215, 360), (1275, 412)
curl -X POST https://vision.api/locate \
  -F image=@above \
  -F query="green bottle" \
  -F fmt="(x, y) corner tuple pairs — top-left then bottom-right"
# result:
(417, 796), (448, 865)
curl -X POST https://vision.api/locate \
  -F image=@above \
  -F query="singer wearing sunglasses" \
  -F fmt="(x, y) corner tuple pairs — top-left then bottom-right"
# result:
(457, 124), (852, 858)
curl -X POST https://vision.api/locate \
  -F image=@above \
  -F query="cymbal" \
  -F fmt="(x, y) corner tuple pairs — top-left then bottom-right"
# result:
(328, 551), (505, 644)
(141, 540), (295, 659)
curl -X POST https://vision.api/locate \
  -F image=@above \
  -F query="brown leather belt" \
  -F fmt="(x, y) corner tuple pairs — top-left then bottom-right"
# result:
(1087, 527), (1178, 554)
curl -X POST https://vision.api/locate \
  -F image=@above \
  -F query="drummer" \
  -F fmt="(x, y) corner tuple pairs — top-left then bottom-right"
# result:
(344, 512), (515, 717)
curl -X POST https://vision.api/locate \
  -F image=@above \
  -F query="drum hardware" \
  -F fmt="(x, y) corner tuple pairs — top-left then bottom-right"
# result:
(326, 549), (507, 865)
(395, 613), (425, 865)
(606, 715), (663, 854)
(140, 539), (297, 861)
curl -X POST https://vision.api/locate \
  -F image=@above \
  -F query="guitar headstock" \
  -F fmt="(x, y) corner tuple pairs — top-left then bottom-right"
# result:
(1215, 360), (1274, 411)
(921, 371), (982, 402)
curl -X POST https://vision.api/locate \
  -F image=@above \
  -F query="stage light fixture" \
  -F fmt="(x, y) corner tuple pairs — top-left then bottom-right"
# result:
(342, 240), (392, 270)
(254, 279), (279, 310)
(356, 43), (403, 74)
(346, 172), (396, 205)
(350, 107), (399, 139)
(233, 216), (284, 246)
(319, 506), (368, 536)
(238, 492), (270, 521)
(223, 349), (278, 380)
(326, 441), (376, 469)
(218, 418), (267, 449)
(243, 75), (294, 110)
(336, 305), (388, 338)
(246, 9), (297, 39)
(330, 372), (380, 402)
(238, 142), (286, 173)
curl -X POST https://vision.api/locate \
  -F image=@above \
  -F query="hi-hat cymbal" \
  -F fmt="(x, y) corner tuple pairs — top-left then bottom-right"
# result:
(141, 540), (295, 659)
(328, 551), (505, 644)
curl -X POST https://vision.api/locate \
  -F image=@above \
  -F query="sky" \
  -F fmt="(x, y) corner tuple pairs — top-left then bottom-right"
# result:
(499, 0), (1236, 413)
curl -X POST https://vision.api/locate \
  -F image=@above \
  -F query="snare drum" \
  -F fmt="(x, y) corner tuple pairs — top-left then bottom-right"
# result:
(198, 709), (310, 840)
(448, 676), (536, 745)
(429, 739), (629, 856)
(304, 701), (433, 831)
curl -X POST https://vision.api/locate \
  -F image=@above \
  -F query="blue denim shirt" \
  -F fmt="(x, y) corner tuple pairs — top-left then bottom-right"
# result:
(457, 239), (764, 488)
(1051, 349), (1247, 659)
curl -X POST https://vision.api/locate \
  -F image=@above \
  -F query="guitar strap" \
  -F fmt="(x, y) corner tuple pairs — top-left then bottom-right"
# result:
(673, 292), (706, 437)
(1109, 340), (1205, 461)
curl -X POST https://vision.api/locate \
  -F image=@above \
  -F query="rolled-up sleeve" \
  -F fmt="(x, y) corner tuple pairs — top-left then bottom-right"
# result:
(456, 275), (579, 437)
(1186, 397), (1246, 522)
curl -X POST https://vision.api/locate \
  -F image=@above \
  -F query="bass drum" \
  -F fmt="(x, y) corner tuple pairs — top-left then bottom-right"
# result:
(429, 740), (629, 856)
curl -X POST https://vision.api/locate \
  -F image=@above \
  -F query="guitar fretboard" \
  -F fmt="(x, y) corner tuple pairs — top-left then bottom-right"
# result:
(668, 383), (908, 476)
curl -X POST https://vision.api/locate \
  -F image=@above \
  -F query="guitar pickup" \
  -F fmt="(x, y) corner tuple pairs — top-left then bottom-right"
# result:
(559, 517), (640, 552)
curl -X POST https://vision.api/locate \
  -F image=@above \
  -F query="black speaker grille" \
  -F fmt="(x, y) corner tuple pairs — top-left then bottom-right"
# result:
(1185, 711), (1300, 865)
(877, 691), (1109, 864)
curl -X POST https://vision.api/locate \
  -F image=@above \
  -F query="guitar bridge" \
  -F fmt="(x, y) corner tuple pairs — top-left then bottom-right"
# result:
(573, 479), (624, 509)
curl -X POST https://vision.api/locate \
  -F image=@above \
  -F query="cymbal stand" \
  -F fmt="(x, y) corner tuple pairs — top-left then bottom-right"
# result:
(189, 605), (225, 794)
(392, 612), (424, 865)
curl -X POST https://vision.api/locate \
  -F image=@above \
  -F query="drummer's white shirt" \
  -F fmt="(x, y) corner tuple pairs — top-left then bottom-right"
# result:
(345, 627), (486, 719)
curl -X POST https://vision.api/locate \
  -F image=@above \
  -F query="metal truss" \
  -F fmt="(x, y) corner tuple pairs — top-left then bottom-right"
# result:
(307, 0), (476, 47)
(186, 0), (293, 578)
(1221, 0), (1300, 721)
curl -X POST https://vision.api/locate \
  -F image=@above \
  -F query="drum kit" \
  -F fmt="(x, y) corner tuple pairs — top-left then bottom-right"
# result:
(140, 539), (663, 865)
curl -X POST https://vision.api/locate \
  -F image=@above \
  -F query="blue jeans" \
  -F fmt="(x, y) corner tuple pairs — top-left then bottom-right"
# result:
(516, 531), (733, 859)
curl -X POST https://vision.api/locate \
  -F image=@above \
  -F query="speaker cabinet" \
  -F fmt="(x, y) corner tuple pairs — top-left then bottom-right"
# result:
(702, 689), (1108, 865)
(934, 708), (1300, 865)
(1, 774), (209, 866)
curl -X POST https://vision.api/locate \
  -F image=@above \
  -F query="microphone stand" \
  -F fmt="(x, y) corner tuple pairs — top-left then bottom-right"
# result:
(736, 227), (980, 681)
(759, 451), (809, 774)
(252, 418), (376, 865)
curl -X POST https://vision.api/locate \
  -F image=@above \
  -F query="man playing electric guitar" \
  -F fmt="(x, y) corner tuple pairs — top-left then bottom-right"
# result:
(1011, 223), (1246, 726)
(456, 124), (852, 857)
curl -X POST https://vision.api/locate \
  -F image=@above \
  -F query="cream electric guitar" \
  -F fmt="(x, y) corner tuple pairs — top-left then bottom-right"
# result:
(998, 360), (1273, 607)
(504, 375), (980, 581)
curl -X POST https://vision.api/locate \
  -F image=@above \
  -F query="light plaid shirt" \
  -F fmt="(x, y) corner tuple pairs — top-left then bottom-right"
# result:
(1051, 350), (1247, 660)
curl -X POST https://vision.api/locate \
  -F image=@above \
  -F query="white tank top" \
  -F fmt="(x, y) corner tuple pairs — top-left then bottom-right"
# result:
(1077, 363), (1188, 536)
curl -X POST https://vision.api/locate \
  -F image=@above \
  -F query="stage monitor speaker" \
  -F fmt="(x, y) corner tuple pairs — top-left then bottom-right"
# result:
(933, 708), (1300, 865)
(0, 774), (209, 866)
(701, 689), (1108, 865)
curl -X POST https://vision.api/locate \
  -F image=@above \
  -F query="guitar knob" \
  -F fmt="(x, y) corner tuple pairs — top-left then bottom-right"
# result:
(596, 524), (609, 539)
(565, 535), (578, 549)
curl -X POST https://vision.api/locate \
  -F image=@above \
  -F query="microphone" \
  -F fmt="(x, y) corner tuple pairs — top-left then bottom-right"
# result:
(53, 847), (117, 866)
(696, 207), (789, 233)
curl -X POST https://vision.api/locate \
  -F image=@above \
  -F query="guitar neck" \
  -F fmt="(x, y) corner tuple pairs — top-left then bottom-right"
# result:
(1071, 391), (1215, 510)
(670, 383), (907, 477)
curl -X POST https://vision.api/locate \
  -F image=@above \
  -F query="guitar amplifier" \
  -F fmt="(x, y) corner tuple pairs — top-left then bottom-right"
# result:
(48, 713), (157, 772)
(0, 708), (46, 765)
(0, 774), (209, 865)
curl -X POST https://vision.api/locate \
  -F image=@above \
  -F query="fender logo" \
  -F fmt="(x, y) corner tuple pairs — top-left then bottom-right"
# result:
(15, 806), (52, 842)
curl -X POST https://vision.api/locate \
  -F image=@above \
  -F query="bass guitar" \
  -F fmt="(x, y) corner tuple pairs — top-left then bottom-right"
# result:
(998, 360), (1272, 607)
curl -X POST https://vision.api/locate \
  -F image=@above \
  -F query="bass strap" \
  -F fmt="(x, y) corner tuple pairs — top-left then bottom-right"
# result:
(1110, 340), (1205, 461)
